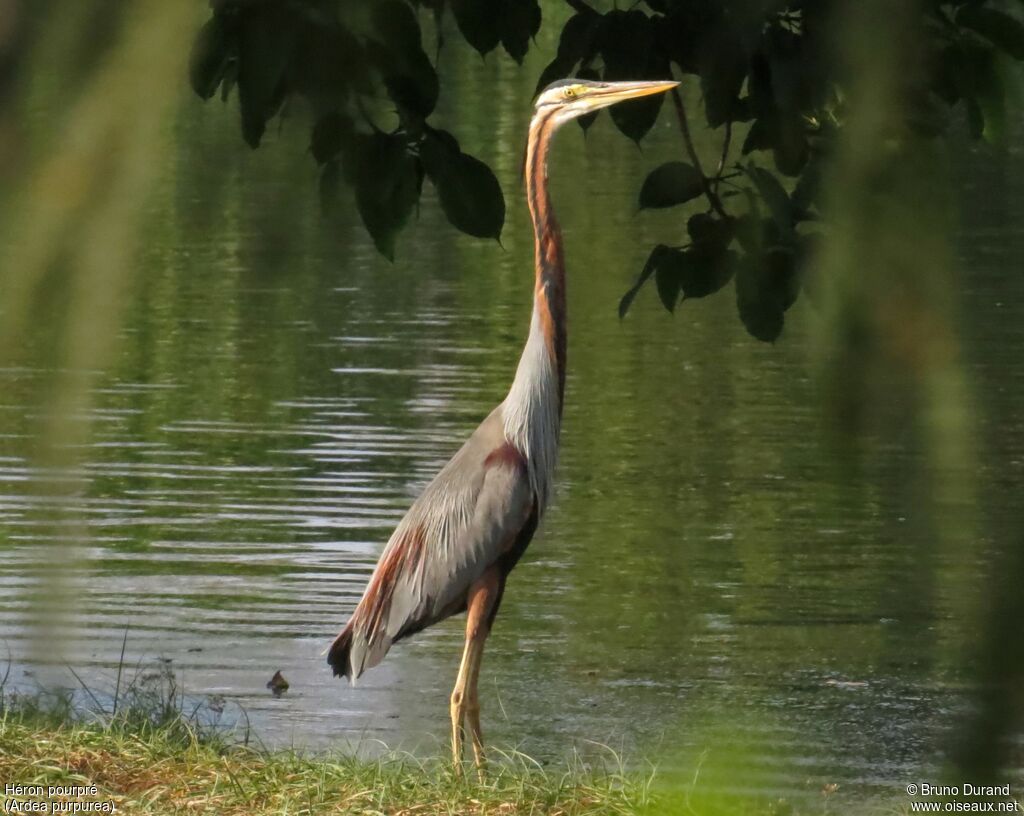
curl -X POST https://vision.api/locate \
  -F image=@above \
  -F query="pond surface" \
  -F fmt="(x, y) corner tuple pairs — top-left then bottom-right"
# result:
(2, 22), (1024, 811)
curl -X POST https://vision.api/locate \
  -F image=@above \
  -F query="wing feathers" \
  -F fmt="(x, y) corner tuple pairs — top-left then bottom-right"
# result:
(328, 414), (536, 681)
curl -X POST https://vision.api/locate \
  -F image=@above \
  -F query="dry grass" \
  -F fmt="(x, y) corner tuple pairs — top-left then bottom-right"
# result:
(0, 714), (651, 815)
(0, 654), (649, 815)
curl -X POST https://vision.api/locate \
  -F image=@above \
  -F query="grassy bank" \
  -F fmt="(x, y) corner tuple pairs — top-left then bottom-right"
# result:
(5, 662), (985, 816)
(0, 656), (648, 814)
(0, 712), (649, 815)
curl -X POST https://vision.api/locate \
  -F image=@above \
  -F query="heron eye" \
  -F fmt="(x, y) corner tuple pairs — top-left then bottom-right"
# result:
(563, 87), (575, 99)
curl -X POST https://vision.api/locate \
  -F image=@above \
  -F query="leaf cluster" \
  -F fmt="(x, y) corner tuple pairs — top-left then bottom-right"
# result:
(608, 0), (1024, 341)
(189, 0), (528, 258)
(189, 0), (1024, 340)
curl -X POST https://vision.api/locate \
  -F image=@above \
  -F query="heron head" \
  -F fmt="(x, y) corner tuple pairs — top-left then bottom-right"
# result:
(534, 78), (679, 127)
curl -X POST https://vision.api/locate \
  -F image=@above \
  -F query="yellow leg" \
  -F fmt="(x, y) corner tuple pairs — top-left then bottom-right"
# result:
(466, 653), (486, 773)
(450, 568), (500, 774)
(450, 637), (473, 768)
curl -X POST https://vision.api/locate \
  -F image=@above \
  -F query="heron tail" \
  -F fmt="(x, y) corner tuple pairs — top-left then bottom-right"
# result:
(326, 620), (393, 682)
(326, 624), (355, 680)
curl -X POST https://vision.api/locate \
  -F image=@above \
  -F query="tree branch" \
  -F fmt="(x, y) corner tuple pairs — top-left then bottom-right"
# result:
(714, 120), (732, 195)
(669, 86), (729, 219)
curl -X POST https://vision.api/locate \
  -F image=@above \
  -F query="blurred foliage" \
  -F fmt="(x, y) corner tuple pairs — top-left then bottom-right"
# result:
(191, 0), (1024, 341)
(0, 0), (196, 664)
(189, 0), (511, 259)
(0, 0), (1019, 798)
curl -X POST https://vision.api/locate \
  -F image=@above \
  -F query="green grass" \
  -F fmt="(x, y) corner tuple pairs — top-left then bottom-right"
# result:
(0, 716), (650, 815)
(0, 661), (651, 815)
(0, 707), (907, 816)
(10, 658), (1013, 816)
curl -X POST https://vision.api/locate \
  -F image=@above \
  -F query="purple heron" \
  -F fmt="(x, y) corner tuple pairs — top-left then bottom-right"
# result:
(327, 78), (679, 770)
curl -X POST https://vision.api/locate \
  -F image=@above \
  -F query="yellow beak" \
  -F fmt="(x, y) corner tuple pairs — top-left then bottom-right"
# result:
(588, 80), (679, 108)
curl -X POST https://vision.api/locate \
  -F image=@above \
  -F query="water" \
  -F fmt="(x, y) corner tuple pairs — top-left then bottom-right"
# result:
(2, 25), (1024, 811)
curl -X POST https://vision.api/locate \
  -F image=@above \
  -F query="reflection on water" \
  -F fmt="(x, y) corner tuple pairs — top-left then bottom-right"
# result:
(2, 37), (1024, 811)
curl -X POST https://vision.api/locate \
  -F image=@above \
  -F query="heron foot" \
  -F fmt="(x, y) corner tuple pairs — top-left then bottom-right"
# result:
(450, 690), (466, 771)
(467, 698), (486, 773)
(450, 694), (487, 779)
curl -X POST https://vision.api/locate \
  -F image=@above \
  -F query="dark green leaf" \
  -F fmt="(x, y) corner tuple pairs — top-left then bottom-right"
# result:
(638, 162), (704, 209)
(534, 11), (602, 96)
(687, 213), (734, 249)
(319, 160), (342, 215)
(600, 11), (668, 141)
(686, 213), (716, 244)
(767, 247), (801, 312)
(451, 0), (501, 55)
(728, 96), (754, 123)
(795, 233), (822, 306)
(771, 116), (809, 176)
(653, 217), (739, 301)
(427, 127), (460, 154)
(421, 130), (505, 240)
(500, 0), (542, 64)
(237, 6), (298, 148)
(619, 245), (668, 317)
(289, 22), (365, 112)
(949, 44), (1006, 143)
(748, 52), (774, 119)
(559, 11), (602, 62)
(791, 157), (821, 216)
(957, 6), (1024, 60)
(659, 1), (716, 75)
(699, 25), (747, 127)
(373, 0), (424, 52)
(678, 246), (737, 300)
(189, 14), (230, 101)
(622, 243), (735, 316)
(311, 112), (351, 165)
(612, 83), (667, 141)
(655, 259), (681, 312)
(742, 118), (774, 154)
(220, 59), (237, 102)
(733, 214), (765, 255)
(748, 45), (812, 174)
(933, 44), (963, 105)
(376, 50), (440, 121)
(744, 164), (792, 234)
(536, 56), (576, 98)
(736, 254), (784, 342)
(599, 10), (651, 78)
(371, 0), (439, 119)
(352, 133), (422, 260)
(733, 239), (802, 342)
(765, 26), (805, 114)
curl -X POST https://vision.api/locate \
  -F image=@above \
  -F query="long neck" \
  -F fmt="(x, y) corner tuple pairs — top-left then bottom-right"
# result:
(523, 108), (567, 405)
(503, 108), (566, 509)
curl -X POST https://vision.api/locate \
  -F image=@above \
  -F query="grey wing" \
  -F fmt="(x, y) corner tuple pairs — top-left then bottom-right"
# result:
(330, 408), (534, 679)
(409, 442), (534, 630)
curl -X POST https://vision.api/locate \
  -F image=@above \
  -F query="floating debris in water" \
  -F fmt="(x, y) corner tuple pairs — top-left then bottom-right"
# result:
(267, 671), (289, 696)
